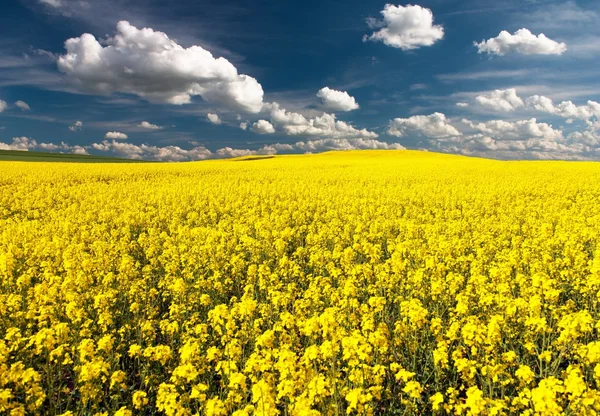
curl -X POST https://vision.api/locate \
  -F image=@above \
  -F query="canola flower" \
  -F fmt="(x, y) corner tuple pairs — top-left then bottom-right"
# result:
(1, 150), (600, 415)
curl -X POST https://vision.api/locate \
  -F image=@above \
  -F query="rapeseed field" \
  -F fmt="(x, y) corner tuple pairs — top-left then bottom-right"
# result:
(2, 150), (600, 415)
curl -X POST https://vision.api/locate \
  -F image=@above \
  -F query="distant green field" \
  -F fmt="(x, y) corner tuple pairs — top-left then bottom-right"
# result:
(0, 150), (144, 163)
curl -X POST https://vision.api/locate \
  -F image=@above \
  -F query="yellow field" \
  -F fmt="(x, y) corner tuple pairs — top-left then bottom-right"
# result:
(2, 150), (600, 415)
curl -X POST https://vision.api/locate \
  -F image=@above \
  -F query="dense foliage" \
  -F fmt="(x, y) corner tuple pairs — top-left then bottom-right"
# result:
(2, 151), (600, 415)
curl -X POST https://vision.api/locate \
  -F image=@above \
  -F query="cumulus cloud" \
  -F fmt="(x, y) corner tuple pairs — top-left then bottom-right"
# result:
(92, 140), (214, 161)
(364, 4), (444, 50)
(14, 101), (31, 111)
(8, 135), (405, 162)
(270, 143), (295, 151)
(72, 146), (88, 155)
(91, 140), (282, 161)
(424, 116), (600, 159)
(207, 113), (222, 125)
(475, 88), (524, 112)
(138, 121), (162, 130)
(0, 100), (6, 113)
(282, 113), (378, 139)
(38, 141), (89, 154)
(456, 102), (469, 108)
(0, 137), (38, 151)
(567, 129), (600, 146)
(0, 136), (87, 155)
(317, 87), (359, 112)
(57, 21), (264, 112)
(463, 118), (563, 141)
(37, 142), (65, 151)
(105, 131), (128, 140)
(295, 138), (405, 152)
(267, 103), (378, 139)
(240, 122), (248, 130)
(475, 28), (567, 55)
(69, 121), (83, 132)
(437, 134), (579, 158)
(251, 119), (275, 134)
(526, 95), (600, 121)
(387, 113), (461, 138)
(216, 146), (276, 158)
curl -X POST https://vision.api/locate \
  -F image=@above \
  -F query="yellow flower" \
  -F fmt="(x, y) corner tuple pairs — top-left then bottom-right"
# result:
(205, 398), (226, 416)
(4, 151), (600, 415)
(430, 392), (444, 411)
(403, 381), (423, 399)
(128, 344), (142, 358)
(110, 370), (127, 390)
(132, 391), (148, 409)
(465, 386), (487, 414)
(114, 407), (132, 416)
(515, 365), (535, 384)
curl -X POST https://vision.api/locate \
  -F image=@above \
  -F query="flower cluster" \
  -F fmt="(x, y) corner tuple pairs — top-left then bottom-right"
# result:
(1, 150), (600, 414)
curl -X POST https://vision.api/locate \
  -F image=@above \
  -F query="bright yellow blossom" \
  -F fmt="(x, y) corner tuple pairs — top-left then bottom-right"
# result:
(1, 151), (600, 415)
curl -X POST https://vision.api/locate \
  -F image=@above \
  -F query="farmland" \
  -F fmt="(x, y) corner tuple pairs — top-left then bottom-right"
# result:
(0, 150), (144, 163)
(1, 150), (600, 415)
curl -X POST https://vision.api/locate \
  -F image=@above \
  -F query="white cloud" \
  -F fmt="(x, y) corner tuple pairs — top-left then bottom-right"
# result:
(317, 87), (359, 112)
(196, 75), (264, 114)
(138, 121), (162, 130)
(216, 146), (276, 158)
(295, 138), (405, 152)
(463, 118), (563, 141)
(388, 113), (461, 138)
(72, 145), (88, 155)
(268, 103), (310, 126)
(526, 95), (600, 121)
(37, 141), (88, 155)
(0, 100), (6, 113)
(105, 131), (128, 140)
(215, 147), (254, 158)
(423, 116), (600, 159)
(39, 0), (62, 7)
(239, 122), (248, 130)
(69, 121), (83, 131)
(38, 142), (65, 151)
(475, 88), (524, 112)
(270, 143), (295, 151)
(364, 4), (444, 50)
(207, 113), (222, 125)
(475, 28), (567, 56)
(267, 103), (378, 139)
(91, 139), (283, 161)
(0, 136), (87, 156)
(57, 21), (264, 113)
(0, 136), (310, 161)
(14, 101), (31, 111)
(567, 130), (600, 146)
(251, 119), (275, 134)
(456, 102), (469, 108)
(92, 140), (213, 161)
(282, 113), (378, 139)
(0, 137), (38, 151)
(437, 134), (579, 158)
(525, 95), (555, 113)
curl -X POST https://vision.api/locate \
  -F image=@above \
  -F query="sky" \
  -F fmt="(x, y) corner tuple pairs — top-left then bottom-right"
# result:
(1, 0), (600, 161)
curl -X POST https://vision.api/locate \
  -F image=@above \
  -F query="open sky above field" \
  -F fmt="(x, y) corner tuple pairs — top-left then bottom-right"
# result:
(1, 0), (599, 161)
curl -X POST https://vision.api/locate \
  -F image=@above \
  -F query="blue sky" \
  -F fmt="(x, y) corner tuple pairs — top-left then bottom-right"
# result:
(1, 0), (599, 160)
